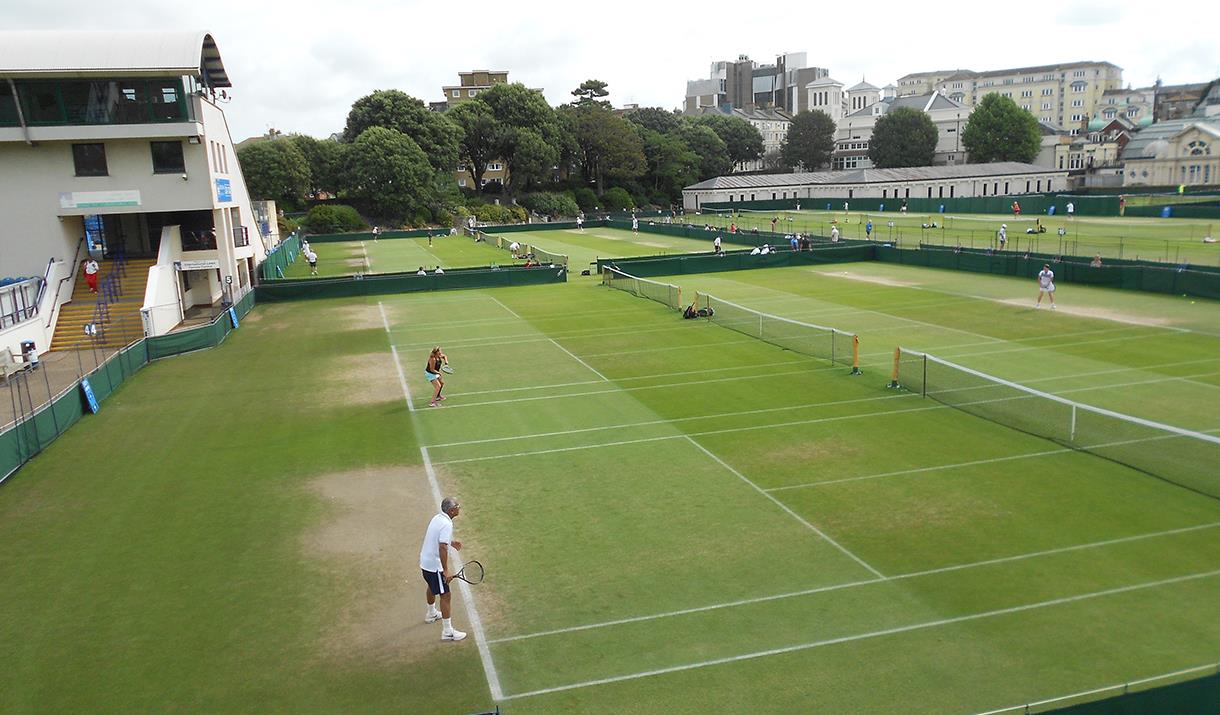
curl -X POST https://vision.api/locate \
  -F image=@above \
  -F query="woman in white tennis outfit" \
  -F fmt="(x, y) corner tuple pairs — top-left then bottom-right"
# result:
(1036, 264), (1056, 309)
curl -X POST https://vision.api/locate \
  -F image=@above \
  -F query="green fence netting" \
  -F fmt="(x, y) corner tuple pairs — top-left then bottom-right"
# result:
(878, 245), (1220, 300)
(259, 234), (301, 281)
(2, 290), (258, 484)
(304, 228), (449, 243)
(702, 192), (1122, 217)
(596, 244), (876, 278)
(256, 265), (566, 302)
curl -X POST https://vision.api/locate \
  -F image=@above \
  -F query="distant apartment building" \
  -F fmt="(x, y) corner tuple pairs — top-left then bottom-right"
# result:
(1121, 81), (1220, 187)
(831, 92), (971, 170)
(898, 61), (1123, 135)
(1153, 81), (1212, 121)
(684, 53), (828, 114)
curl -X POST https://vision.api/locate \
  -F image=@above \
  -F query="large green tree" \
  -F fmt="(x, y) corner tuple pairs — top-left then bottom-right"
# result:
(561, 104), (646, 194)
(696, 114), (763, 169)
(285, 134), (346, 199)
(342, 89), (461, 172)
(626, 107), (682, 135)
(780, 110), (836, 171)
(635, 126), (700, 200)
(676, 122), (732, 180)
(236, 140), (310, 208)
(868, 107), (939, 168)
(343, 127), (435, 219)
(447, 101), (502, 191)
(961, 94), (1042, 163)
(476, 83), (567, 195)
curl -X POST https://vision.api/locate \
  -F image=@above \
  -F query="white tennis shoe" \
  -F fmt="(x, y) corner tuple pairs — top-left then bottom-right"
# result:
(441, 629), (467, 641)
(425, 609), (441, 624)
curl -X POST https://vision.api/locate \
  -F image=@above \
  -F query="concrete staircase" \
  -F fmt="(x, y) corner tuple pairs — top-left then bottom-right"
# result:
(49, 258), (156, 351)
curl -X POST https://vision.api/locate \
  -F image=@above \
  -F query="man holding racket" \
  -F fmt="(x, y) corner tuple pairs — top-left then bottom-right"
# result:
(420, 497), (466, 641)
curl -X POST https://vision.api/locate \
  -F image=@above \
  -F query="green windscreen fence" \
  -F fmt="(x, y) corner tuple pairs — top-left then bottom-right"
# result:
(1, 290), (257, 484)
(878, 244), (1220, 300)
(256, 265), (566, 301)
(259, 235), (301, 281)
(596, 244), (876, 278)
(702, 193), (1122, 217)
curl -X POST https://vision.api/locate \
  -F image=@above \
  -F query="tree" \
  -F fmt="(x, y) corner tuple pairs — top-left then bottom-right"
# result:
(572, 79), (610, 107)
(696, 114), (763, 169)
(477, 83), (566, 195)
(342, 89), (461, 172)
(636, 127), (700, 201)
(868, 107), (939, 168)
(625, 107), (683, 135)
(285, 134), (345, 198)
(961, 94), (1042, 164)
(343, 127), (435, 219)
(447, 101), (502, 191)
(676, 121), (732, 180)
(236, 140), (310, 208)
(505, 127), (559, 192)
(780, 110), (836, 171)
(561, 104), (646, 194)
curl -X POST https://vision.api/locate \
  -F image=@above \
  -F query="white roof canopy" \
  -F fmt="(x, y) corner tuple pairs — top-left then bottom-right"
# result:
(0, 31), (231, 87)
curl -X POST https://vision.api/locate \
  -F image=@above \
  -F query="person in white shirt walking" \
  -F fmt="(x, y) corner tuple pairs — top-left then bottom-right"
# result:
(420, 497), (466, 641)
(713, 235), (722, 254)
(1036, 264), (1056, 309)
(83, 258), (100, 294)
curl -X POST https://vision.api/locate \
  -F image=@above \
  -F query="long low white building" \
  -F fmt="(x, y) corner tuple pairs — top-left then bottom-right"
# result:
(682, 162), (1068, 211)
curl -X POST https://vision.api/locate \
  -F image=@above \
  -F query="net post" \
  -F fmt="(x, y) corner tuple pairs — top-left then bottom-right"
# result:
(921, 354), (928, 397)
(850, 334), (862, 375)
(887, 347), (901, 388)
(1070, 404), (1077, 442)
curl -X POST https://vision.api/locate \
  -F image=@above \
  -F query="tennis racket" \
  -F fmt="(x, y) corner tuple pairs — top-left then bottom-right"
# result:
(452, 560), (484, 585)
(441, 364), (454, 374)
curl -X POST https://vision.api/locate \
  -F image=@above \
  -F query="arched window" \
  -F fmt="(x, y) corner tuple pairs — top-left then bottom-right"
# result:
(1188, 141), (1210, 156)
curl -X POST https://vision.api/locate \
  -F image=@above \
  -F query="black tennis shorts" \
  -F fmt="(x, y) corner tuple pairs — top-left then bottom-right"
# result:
(422, 569), (448, 596)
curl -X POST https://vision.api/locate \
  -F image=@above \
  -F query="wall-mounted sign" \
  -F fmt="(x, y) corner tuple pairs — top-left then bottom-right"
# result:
(216, 178), (232, 203)
(176, 259), (221, 271)
(59, 190), (141, 210)
(81, 378), (100, 414)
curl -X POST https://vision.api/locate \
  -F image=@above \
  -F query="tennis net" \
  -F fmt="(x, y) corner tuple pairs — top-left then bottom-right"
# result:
(601, 266), (682, 311)
(893, 347), (1220, 499)
(694, 291), (859, 369)
(488, 235), (568, 267)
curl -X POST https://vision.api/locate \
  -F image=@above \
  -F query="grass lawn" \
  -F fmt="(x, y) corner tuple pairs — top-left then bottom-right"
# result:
(2, 261), (1218, 713)
(697, 209), (1220, 265)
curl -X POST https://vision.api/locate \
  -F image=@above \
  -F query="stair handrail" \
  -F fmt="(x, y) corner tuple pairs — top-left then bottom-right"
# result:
(44, 236), (87, 329)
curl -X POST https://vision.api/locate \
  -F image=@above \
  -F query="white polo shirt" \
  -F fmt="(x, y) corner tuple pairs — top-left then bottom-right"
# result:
(419, 512), (453, 572)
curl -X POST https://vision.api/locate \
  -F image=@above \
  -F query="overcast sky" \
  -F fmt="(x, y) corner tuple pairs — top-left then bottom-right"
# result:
(10, 0), (1219, 141)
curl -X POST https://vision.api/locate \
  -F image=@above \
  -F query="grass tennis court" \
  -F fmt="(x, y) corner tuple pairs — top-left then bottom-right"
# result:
(2, 261), (1218, 712)
(283, 232), (509, 278)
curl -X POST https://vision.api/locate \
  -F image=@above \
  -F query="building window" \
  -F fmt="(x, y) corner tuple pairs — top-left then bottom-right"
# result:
(458, 178), (466, 187)
(150, 141), (185, 173)
(451, 90), (460, 98)
(1042, 89), (1054, 96)
(1126, 108), (1139, 118)
(1071, 82), (1086, 93)
(72, 143), (107, 176)
(1071, 114), (1084, 122)
(1021, 90), (1033, 98)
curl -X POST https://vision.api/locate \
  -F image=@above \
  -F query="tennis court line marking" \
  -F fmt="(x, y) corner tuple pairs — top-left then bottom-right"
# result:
(686, 436), (886, 578)
(379, 302), (502, 701)
(497, 568), (1220, 701)
(361, 241), (370, 271)
(487, 295), (522, 320)
(487, 521), (1220, 645)
(428, 392), (916, 448)
(549, 338), (610, 381)
(379, 303), (415, 412)
(449, 359), (807, 398)
(431, 403), (944, 464)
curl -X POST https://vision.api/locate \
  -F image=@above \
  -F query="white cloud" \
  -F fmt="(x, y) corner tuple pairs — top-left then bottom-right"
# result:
(4, 0), (1218, 141)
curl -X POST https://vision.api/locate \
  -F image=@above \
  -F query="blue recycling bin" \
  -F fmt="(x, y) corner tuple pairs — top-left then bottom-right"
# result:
(939, 204), (945, 213)
(1161, 206), (1173, 218)
(1047, 205), (1056, 215)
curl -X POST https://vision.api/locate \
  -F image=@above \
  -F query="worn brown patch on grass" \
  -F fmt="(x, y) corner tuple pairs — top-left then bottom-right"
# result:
(996, 298), (1178, 327)
(319, 352), (402, 406)
(821, 270), (920, 288)
(302, 467), (446, 666)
